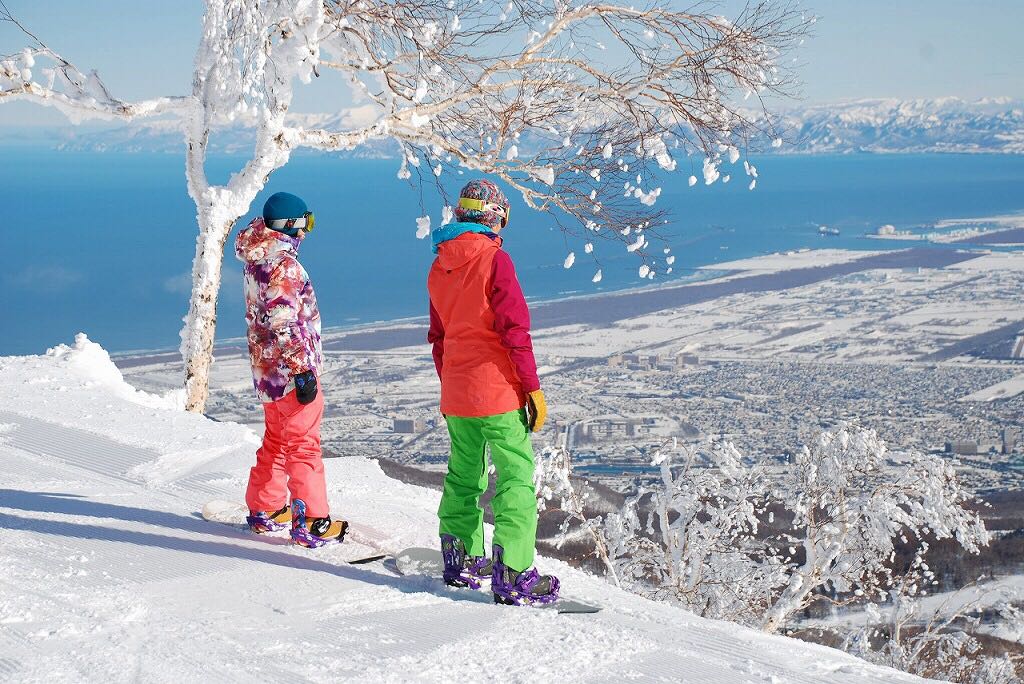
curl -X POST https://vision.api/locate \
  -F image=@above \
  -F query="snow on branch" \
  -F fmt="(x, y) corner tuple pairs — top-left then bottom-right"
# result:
(760, 426), (989, 634)
(843, 575), (1024, 682)
(603, 437), (788, 623)
(565, 425), (989, 639)
(295, 0), (811, 263)
(0, 2), (189, 122)
(535, 444), (620, 586)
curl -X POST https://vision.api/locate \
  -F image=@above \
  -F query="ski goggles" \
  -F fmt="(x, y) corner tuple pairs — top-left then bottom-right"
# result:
(268, 211), (315, 233)
(458, 197), (510, 227)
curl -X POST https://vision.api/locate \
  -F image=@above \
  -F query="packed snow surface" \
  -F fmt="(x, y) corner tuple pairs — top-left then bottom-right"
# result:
(0, 336), (931, 683)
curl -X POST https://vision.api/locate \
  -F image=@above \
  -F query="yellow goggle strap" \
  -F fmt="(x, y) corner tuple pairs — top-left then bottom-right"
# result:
(458, 197), (509, 224)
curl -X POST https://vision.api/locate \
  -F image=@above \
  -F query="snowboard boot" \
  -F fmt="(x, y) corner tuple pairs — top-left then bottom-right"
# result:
(246, 504), (291, 533)
(440, 534), (493, 589)
(491, 544), (559, 606)
(289, 498), (348, 548)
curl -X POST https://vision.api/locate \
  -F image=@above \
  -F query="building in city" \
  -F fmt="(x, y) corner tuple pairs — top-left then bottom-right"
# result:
(1002, 427), (1018, 455)
(579, 417), (659, 442)
(607, 352), (696, 372)
(393, 417), (426, 434)
(945, 440), (979, 456)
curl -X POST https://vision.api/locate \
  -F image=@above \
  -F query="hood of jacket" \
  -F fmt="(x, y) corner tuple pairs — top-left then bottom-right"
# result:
(431, 221), (497, 255)
(434, 231), (503, 271)
(235, 217), (301, 264)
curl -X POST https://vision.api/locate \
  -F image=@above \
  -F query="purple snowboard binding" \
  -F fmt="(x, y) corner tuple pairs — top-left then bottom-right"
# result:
(491, 544), (560, 606)
(246, 505), (290, 534)
(440, 534), (493, 589)
(289, 498), (346, 548)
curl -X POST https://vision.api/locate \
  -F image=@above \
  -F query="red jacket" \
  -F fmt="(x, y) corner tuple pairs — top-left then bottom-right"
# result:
(428, 232), (540, 417)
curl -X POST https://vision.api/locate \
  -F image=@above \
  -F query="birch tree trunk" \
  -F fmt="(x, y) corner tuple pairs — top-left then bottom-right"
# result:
(180, 101), (222, 414)
(181, 210), (238, 413)
(180, 102), (293, 412)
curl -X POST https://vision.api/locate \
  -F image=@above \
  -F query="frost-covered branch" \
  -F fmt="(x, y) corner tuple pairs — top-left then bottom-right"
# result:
(301, 0), (811, 275)
(844, 576), (1023, 683)
(535, 443), (620, 586)
(760, 426), (989, 633)
(0, 3), (190, 121)
(602, 437), (788, 622)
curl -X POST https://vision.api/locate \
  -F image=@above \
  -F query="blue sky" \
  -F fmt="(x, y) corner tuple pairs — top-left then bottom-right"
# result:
(2, 0), (1022, 126)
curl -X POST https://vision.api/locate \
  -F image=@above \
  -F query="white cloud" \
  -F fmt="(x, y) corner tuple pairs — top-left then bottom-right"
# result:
(163, 272), (192, 294)
(5, 265), (84, 293)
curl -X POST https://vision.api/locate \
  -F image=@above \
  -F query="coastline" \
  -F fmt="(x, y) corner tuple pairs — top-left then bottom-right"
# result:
(104, 207), (1022, 368)
(113, 244), (981, 368)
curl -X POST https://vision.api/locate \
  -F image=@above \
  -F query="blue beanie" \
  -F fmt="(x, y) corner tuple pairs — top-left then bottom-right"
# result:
(263, 192), (308, 235)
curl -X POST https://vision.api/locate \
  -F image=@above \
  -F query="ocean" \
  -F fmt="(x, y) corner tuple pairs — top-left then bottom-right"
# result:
(2, 150), (1023, 356)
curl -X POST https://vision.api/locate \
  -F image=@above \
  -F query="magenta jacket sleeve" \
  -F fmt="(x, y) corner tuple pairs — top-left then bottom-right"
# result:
(427, 300), (444, 379)
(490, 250), (541, 393)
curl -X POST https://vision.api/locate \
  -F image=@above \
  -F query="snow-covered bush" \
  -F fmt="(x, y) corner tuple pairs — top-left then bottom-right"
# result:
(604, 438), (788, 623)
(550, 424), (991, 648)
(842, 582), (1023, 683)
(534, 444), (618, 585)
(760, 426), (989, 633)
(546, 424), (1004, 679)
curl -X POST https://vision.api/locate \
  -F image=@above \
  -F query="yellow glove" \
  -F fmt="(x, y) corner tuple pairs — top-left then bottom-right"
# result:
(527, 389), (547, 433)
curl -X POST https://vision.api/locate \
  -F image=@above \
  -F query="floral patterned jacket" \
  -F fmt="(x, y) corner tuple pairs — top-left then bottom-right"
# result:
(235, 217), (322, 402)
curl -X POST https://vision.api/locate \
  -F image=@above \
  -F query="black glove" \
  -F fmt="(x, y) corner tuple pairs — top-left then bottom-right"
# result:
(294, 371), (318, 405)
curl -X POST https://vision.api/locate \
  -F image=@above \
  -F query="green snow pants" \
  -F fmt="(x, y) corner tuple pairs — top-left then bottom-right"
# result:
(438, 408), (537, 572)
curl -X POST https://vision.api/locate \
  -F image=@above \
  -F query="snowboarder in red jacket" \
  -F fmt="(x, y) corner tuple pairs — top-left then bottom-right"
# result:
(428, 179), (559, 605)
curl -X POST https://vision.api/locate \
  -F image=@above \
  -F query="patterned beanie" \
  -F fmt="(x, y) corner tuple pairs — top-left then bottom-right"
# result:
(454, 179), (509, 231)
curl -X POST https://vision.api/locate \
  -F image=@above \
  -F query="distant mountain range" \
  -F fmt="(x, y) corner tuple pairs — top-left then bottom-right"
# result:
(5, 97), (1022, 156)
(40, 114), (398, 158)
(765, 97), (1024, 154)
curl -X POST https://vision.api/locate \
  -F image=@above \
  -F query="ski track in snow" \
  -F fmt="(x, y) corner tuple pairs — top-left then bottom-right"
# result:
(0, 347), (933, 683)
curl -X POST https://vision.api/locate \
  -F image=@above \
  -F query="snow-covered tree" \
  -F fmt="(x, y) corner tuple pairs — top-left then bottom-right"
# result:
(2, 1), (808, 411)
(843, 579), (1023, 683)
(571, 426), (989, 638)
(604, 438), (788, 623)
(760, 426), (989, 633)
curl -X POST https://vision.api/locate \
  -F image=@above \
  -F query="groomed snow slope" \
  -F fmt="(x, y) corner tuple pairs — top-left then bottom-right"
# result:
(0, 336), (931, 683)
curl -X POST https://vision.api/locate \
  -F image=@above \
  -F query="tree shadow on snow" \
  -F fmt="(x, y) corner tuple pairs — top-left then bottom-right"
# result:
(0, 488), (484, 604)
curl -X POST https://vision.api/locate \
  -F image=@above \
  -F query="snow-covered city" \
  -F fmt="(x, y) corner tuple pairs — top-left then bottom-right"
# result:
(120, 234), (1023, 494)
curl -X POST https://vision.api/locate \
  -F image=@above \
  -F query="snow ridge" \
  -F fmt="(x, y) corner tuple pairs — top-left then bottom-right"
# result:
(0, 338), (929, 682)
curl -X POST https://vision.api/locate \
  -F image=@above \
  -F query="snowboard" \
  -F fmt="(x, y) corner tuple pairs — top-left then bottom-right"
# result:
(200, 500), (390, 563)
(201, 500), (253, 526)
(394, 547), (601, 614)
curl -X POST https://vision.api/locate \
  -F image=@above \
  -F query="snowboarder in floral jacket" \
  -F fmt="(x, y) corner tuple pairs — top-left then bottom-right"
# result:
(235, 191), (346, 548)
(428, 179), (559, 605)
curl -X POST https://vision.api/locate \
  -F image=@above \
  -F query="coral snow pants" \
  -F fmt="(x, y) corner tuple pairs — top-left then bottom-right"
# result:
(245, 388), (329, 518)
(438, 408), (537, 572)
